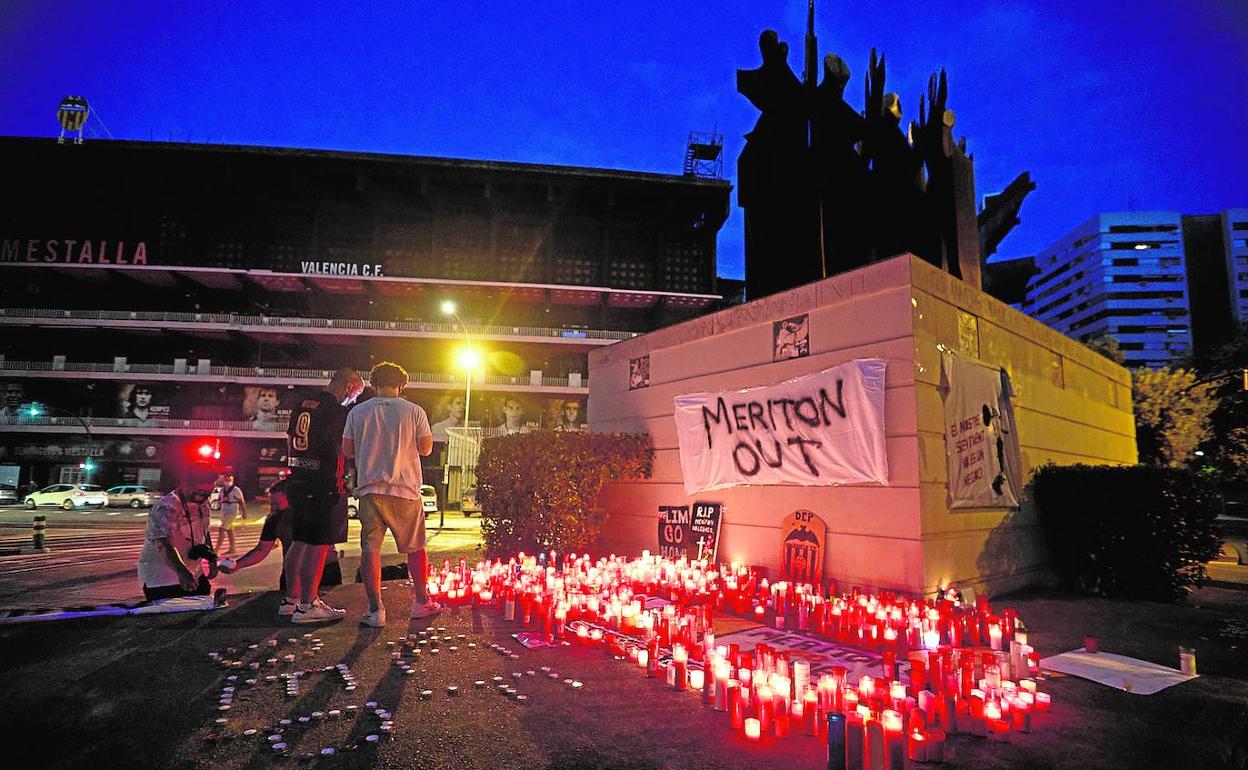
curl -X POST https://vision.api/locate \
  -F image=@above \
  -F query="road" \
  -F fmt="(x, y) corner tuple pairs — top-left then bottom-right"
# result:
(0, 504), (485, 610)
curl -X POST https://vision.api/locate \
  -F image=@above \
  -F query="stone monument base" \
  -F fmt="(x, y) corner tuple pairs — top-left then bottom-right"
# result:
(588, 255), (1135, 597)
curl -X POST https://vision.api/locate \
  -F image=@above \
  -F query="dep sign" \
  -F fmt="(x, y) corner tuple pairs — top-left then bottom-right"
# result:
(673, 360), (889, 494)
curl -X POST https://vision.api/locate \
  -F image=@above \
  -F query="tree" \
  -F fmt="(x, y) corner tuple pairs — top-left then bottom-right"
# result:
(1084, 334), (1126, 365)
(1180, 324), (1248, 483)
(1132, 367), (1217, 468)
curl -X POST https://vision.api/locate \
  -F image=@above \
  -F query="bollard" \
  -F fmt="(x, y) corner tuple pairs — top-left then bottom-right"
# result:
(26, 515), (49, 553)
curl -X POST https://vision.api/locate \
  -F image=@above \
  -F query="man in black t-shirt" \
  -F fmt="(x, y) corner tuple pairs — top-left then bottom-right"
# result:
(285, 368), (365, 624)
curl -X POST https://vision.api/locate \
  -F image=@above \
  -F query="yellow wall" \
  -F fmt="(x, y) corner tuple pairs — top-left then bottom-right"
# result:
(909, 257), (1136, 595)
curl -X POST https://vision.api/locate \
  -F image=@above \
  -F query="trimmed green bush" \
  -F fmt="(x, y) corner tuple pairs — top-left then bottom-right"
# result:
(1031, 464), (1223, 601)
(475, 430), (653, 556)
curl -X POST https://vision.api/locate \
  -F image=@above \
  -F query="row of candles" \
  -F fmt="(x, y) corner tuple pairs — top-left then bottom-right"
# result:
(423, 552), (1053, 765)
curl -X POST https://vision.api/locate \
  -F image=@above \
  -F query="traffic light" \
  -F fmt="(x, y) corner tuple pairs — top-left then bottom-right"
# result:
(195, 439), (221, 462)
(24, 403), (43, 418)
(79, 458), (96, 472)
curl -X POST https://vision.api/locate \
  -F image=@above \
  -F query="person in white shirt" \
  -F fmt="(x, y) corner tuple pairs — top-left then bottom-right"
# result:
(213, 473), (247, 555)
(137, 464), (219, 600)
(342, 361), (442, 627)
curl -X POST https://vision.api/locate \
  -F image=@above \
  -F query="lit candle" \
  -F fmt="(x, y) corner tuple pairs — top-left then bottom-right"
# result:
(672, 644), (688, 691)
(728, 680), (744, 728)
(756, 685), (773, 733)
(689, 668), (705, 692)
(865, 715), (885, 770)
(793, 660), (811, 696)
(882, 710), (904, 770)
(637, 649), (649, 670)
(1035, 692), (1051, 712)
(744, 718), (761, 740)
(715, 663), (730, 712)
(906, 729), (927, 762)
(988, 623), (1002, 651)
(803, 688), (819, 736)
(845, 710), (866, 770)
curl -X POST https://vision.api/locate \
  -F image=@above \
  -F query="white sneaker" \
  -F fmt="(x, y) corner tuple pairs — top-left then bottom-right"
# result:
(360, 608), (386, 627)
(291, 603), (344, 624)
(312, 597), (346, 616)
(410, 599), (445, 619)
(277, 598), (298, 616)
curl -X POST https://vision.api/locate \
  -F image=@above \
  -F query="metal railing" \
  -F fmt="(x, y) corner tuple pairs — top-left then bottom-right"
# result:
(0, 415), (284, 432)
(0, 307), (637, 342)
(0, 359), (589, 389)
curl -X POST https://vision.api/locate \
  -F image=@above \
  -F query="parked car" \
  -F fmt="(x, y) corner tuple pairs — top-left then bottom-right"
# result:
(0, 484), (18, 505)
(461, 486), (482, 516)
(106, 484), (158, 508)
(347, 485), (438, 518)
(24, 483), (108, 510)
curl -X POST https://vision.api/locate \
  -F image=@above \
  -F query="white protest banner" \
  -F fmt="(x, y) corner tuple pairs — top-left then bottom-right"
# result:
(672, 359), (889, 494)
(940, 352), (1022, 508)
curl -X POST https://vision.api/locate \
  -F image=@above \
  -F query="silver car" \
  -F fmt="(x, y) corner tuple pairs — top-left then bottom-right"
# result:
(107, 485), (158, 508)
(0, 484), (18, 505)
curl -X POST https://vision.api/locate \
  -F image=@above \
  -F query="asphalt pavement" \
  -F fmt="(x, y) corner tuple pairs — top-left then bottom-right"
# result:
(0, 507), (1245, 769)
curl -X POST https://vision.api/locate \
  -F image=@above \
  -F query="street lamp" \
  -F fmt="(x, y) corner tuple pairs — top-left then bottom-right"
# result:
(25, 403), (95, 479)
(440, 299), (481, 426)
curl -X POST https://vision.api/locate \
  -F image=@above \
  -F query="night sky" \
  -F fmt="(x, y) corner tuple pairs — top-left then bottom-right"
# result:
(2, 0), (1244, 279)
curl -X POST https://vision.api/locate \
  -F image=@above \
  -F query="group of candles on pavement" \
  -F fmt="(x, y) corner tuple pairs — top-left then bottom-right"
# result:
(420, 550), (1052, 766)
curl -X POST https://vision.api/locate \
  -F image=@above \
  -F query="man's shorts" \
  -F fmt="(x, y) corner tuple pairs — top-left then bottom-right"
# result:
(289, 482), (348, 546)
(220, 510), (241, 531)
(259, 508), (294, 546)
(358, 493), (426, 555)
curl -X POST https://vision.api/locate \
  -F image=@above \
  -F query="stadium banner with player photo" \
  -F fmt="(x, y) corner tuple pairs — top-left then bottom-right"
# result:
(939, 352), (1022, 509)
(117, 383), (172, 423)
(241, 385), (291, 431)
(673, 359), (888, 494)
(547, 397), (586, 432)
(487, 393), (538, 436)
(427, 390), (468, 442)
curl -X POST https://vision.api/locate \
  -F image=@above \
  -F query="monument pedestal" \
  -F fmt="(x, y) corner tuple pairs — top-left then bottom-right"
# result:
(589, 255), (1135, 596)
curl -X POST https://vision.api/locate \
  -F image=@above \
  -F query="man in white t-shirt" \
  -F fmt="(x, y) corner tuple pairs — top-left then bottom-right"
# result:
(137, 463), (219, 600)
(342, 361), (442, 627)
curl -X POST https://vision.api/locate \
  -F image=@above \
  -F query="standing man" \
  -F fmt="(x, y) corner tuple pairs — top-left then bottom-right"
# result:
(137, 463), (219, 600)
(342, 361), (441, 627)
(213, 473), (246, 555)
(286, 368), (365, 624)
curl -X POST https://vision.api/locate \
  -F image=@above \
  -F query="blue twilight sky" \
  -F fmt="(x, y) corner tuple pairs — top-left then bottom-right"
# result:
(1, 1), (1245, 279)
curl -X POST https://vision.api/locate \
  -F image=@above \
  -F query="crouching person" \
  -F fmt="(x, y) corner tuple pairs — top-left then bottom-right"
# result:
(137, 463), (220, 601)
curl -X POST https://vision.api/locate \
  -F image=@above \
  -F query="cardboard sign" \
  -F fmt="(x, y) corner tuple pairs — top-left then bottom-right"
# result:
(780, 509), (826, 585)
(690, 502), (723, 562)
(657, 505), (691, 560)
(940, 352), (1022, 509)
(657, 502), (723, 562)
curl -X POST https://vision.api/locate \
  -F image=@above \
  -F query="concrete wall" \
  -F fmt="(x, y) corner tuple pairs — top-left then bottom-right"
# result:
(588, 255), (1136, 596)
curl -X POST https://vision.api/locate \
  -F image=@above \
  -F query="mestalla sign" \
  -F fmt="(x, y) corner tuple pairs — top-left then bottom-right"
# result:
(2, 238), (149, 265)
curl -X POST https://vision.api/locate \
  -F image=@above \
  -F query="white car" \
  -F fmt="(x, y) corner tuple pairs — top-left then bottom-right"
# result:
(25, 483), (108, 510)
(347, 485), (438, 518)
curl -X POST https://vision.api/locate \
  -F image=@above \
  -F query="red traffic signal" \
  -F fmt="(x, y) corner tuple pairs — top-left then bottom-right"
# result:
(195, 439), (221, 461)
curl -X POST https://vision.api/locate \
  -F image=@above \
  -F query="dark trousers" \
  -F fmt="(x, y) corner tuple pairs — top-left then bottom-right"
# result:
(143, 575), (211, 601)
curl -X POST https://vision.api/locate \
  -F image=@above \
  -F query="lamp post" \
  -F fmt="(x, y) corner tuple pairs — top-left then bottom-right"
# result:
(440, 299), (480, 427)
(24, 403), (95, 481)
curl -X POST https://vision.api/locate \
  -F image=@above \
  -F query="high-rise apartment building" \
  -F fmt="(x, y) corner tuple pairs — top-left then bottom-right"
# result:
(1021, 210), (1246, 369)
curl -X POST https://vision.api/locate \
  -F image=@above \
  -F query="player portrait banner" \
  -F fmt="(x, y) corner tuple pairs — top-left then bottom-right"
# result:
(672, 359), (889, 495)
(940, 352), (1023, 509)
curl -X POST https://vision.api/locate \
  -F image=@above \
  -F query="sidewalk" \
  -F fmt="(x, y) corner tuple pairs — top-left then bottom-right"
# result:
(0, 574), (1244, 770)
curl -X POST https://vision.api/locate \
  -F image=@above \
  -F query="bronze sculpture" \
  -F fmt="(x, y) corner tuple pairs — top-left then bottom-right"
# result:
(737, 3), (1032, 299)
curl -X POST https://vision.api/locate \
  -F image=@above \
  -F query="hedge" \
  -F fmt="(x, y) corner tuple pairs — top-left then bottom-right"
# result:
(475, 430), (653, 556)
(1030, 464), (1223, 601)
